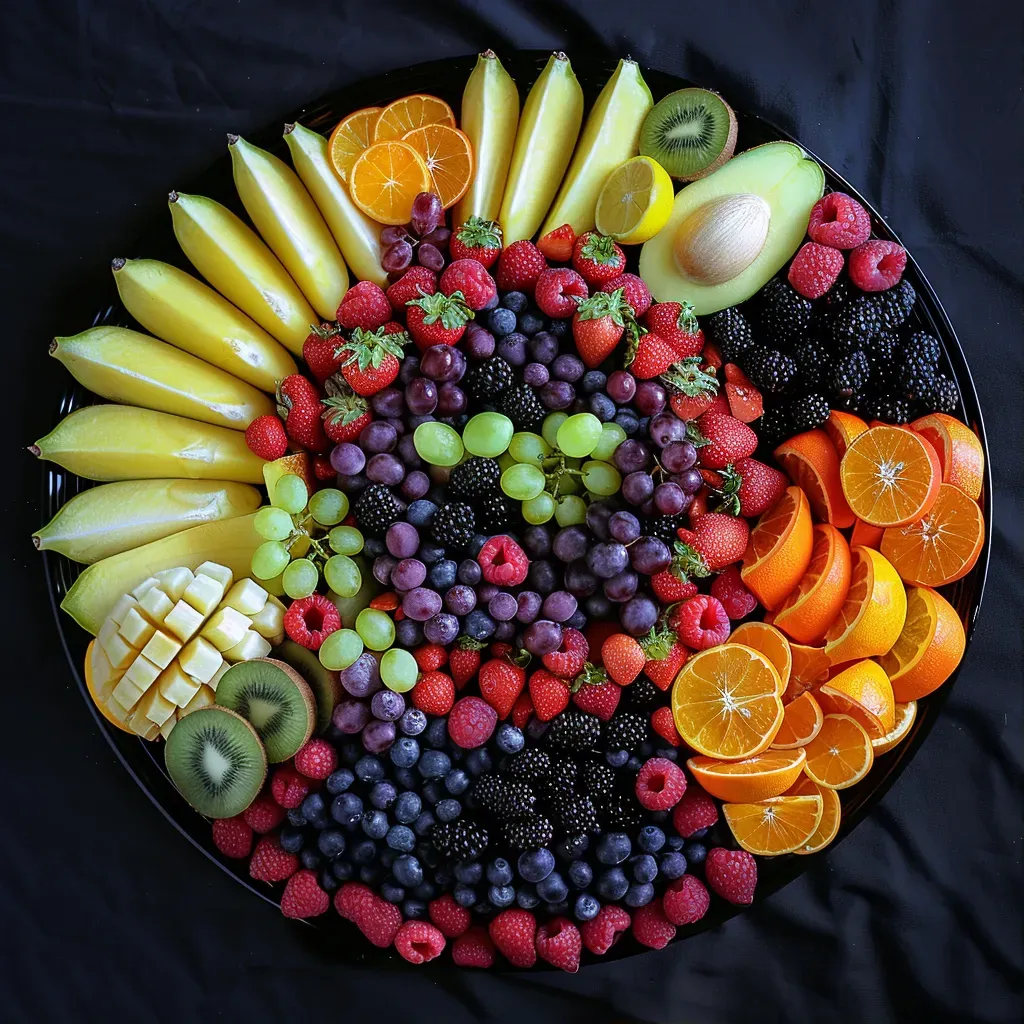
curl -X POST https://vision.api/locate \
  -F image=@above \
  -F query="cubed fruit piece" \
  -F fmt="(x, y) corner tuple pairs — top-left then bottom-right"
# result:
(119, 607), (156, 649)
(223, 630), (272, 663)
(89, 643), (122, 700)
(139, 585), (175, 624)
(111, 674), (146, 711)
(124, 654), (161, 691)
(131, 576), (161, 600)
(195, 561), (234, 589)
(103, 694), (132, 727)
(163, 599), (206, 642)
(101, 627), (137, 670)
(127, 704), (161, 739)
(202, 606), (251, 651)
(208, 660), (230, 692)
(109, 593), (141, 626)
(250, 595), (284, 639)
(178, 636), (224, 684)
(159, 716), (177, 740)
(140, 629), (182, 670)
(158, 662), (202, 707)
(179, 683), (215, 715)
(183, 573), (226, 616)
(136, 683), (177, 727)
(155, 566), (195, 602)
(223, 578), (269, 616)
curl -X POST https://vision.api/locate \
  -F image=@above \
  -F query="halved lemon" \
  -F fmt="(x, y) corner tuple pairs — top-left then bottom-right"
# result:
(595, 156), (674, 244)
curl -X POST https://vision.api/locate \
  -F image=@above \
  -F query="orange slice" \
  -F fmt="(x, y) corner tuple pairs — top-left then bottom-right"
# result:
(741, 485), (814, 611)
(722, 794), (823, 856)
(823, 546), (907, 664)
(839, 426), (941, 527)
(687, 748), (807, 802)
(788, 776), (842, 854)
(825, 409), (869, 459)
(728, 621), (791, 693)
(374, 94), (455, 142)
(850, 518), (884, 550)
(871, 700), (918, 755)
(821, 658), (895, 733)
(770, 691), (823, 749)
(877, 585), (966, 700)
(402, 124), (473, 210)
(83, 641), (133, 734)
(880, 482), (985, 587)
(774, 429), (855, 528)
(671, 644), (784, 760)
(815, 682), (885, 740)
(784, 644), (831, 703)
(348, 141), (433, 226)
(327, 106), (382, 182)
(911, 412), (984, 501)
(803, 713), (874, 789)
(772, 524), (852, 645)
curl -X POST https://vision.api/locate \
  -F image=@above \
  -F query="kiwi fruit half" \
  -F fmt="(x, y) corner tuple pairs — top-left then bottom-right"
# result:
(640, 88), (738, 181)
(215, 657), (316, 762)
(275, 639), (342, 735)
(164, 705), (267, 819)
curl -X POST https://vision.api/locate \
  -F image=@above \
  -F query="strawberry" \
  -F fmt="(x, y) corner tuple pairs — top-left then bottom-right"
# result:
(488, 908), (537, 968)
(511, 690), (534, 728)
(449, 637), (484, 689)
(535, 917), (581, 972)
(688, 487), (711, 524)
(702, 340), (724, 370)
(663, 875), (710, 926)
(644, 301), (704, 358)
(386, 266), (437, 312)
(211, 816), (253, 859)
(411, 670), (456, 716)
(662, 357), (719, 420)
(603, 272), (651, 317)
(683, 512), (750, 572)
(710, 565), (759, 619)
(580, 904), (631, 955)
(495, 239), (547, 293)
(277, 374), (329, 453)
(695, 411), (758, 469)
(528, 669), (570, 721)
(570, 664), (621, 722)
(280, 869), (329, 918)
(320, 387), (372, 443)
(708, 457), (787, 517)
(536, 223), (575, 263)
(787, 241), (844, 299)
(412, 643), (447, 672)
(249, 834), (299, 882)
(405, 290), (473, 349)
(650, 705), (682, 747)
(534, 267), (589, 319)
(705, 848), (757, 905)
(651, 569), (700, 605)
(452, 926), (496, 968)
(628, 330), (680, 380)
(572, 231), (625, 287)
(303, 323), (345, 381)
(600, 634), (646, 685)
(337, 280), (391, 331)
(721, 363), (764, 422)
(572, 288), (632, 368)
(336, 325), (406, 396)
(244, 414), (288, 461)
(640, 628), (689, 691)
(542, 627), (588, 678)
(312, 454), (335, 481)
(440, 259), (497, 311)
(449, 216), (502, 269)
(478, 658), (525, 719)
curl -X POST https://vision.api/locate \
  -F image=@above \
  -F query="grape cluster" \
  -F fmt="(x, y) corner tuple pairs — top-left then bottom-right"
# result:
(380, 192), (450, 275)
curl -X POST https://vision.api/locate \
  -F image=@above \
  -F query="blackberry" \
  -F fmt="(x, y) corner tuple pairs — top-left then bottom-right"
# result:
(864, 393), (913, 425)
(791, 337), (833, 391)
(464, 357), (514, 403)
(645, 512), (690, 543)
(603, 712), (648, 753)
(896, 356), (938, 402)
(832, 391), (871, 416)
(706, 308), (757, 364)
(865, 331), (899, 387)
(473, 775), (535, 817)
(449, 457), (500, 501)
(431, 502), (476, 548)
(829, 296), (885, 349)
(830, 351), (871, 397)
(757, 406), (793, 446)
(353, 484), (403, 536)
(746, 348), (798, 394)
(876, 279), (917, 329)
(546, 711), (601, 752)
(597, 792), (642, 831)
(547, 791), (601, 835)
(788, 394), (831, 432)
(818, 275), (850, 315)
(622, 677), (660, 712)
(506, 748), (551, 781)
(758, 277), (814, 344)
(431, 819), (489, 861)
(502, 813), (554, 850)
(577, 761), (615, 802)
(499, 383), (546, 432)
(906, 331), (941, 367)
(925, 374), (960, 415)
(476, 493), (517, 535)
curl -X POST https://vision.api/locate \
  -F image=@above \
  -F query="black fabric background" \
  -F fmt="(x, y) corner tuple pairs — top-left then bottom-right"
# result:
(1, 1), (1021, 1021)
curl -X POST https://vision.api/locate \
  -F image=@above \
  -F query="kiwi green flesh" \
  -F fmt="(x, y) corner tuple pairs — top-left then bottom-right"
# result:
(275, 639), (342, 734)
(164, 706), (267, 819)
(215, 657), (316, 762)
(640, 88), (737, 180)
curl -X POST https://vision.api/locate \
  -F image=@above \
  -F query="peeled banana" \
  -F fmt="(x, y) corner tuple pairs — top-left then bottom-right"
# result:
(31, 405), (266, 484)
(169, 191), (317, 354)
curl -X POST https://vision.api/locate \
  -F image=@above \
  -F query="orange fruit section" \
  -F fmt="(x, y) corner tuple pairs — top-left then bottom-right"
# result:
(348, 141), (433, 226)
(687, 748), (806, 801)
(328, 106), (382, 182)
(770, 691), (823, 749)
(788, 776), (842, 854)
(880, 482), (985, 587)
(722, 794), (823, 856)
(850, 518), (884, 550)
(803, 713), (874, 790)
(774, 429), (855, 528)
(815, 682), (886, 740)
(784, 644), (831, 703)
(871, 700), (918, 755)
(741, 485), (814, 611)
(825, 409), (869, 458)
(822, 659), (895, 733)
(374, 94), (456, 142)
(402, 124), (474, 210)
(911, 412), (984, 501)
(728, 621), (791, 693)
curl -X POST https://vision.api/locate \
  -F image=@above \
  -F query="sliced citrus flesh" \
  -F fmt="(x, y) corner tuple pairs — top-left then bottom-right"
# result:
(823, 545), (907, 664)
(328, 106), (382, 182)
(784, 644), (831, 703)
(803, 713), (874, 789)
(821, 658), (895, 733)
(877, 585), (965, 700)
(771, 691), (823, 749)
(775, 429), (855, 528)
(348, 141), (433, 226)
(825, 409), (869, 459)
(815, 682), (886, 740)
(871, 700), (918, 755)
(595, 155), (674, 244)
(728, 621), (791, 693)
(671, 644), (784, 760)
(687, 748), (806, 801)
(373, 93), (455, 142)
(84, 641), (134, 734)
(402, 123), (474, 209)
(850, 518), (884, 550)
(722, 794), (823, 856)
(741, 485), (814, 611)
(880, 482), (985, 587)
(911, 412), (984, 501)
(788, 776), (842, 854)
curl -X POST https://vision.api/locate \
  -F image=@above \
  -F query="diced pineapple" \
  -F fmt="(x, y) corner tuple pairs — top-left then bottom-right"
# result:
(223, 629), (272, 663)
(223, 578), (269, 616)
(158, 662), (202, 707)
(124, 654), (161, 691)
(182, 573), (226, 617)
(250, 595), (285, 639)
(139, 585), (175, 624)
(201, 606), (251, 651)
(128, 705), (161, 740)
(111, 674), (145, 711)
(178, 636), (223, 683)
(196, 561), (233, 589)
(132, 576), (161, 600)
(140, 629), (182, 670)
(159, 716), (177, 740)
(101, 628), (136, 671)
(163, 599), (205, 642)
(208, 660), (230, 692)
(119, 607), (156, 649)
(155, 566), (195, 602)
(179, 683), (215, 715)
(90, 643), (122, 700)
(137, 684), (177, 727)
(109, 593), (140, 627)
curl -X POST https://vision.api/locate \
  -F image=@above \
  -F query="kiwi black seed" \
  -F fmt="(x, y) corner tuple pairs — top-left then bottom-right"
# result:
(275, 639), (342, 735)
(214, 657), (316, 762)
(640, 87), (738, 181)
(164, 705), (267, 819)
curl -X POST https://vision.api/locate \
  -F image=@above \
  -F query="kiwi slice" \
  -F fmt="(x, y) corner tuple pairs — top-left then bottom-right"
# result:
(164, 706), (267, 819)
(215, 658), (316, 762)
(275, 639), (342, 735)
(640, 88), (738, 181)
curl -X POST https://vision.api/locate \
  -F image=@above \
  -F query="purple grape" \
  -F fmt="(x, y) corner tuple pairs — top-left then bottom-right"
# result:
(330, 442), (365, 476)
(403, 587), (443, 621)
(340, 653), (382, 699)
(635, 381), (667, 416)
(457, 559), (482, 585)
(677, 467), (704, 494)
(475, 582), (498, 604)
(523, 362), (550, 387)
(654, 482), (686, 515)
(447, 347), (467, 382)
(586, 594), (612, 619)
(436, 383), (466, 416)
(552, 353), (585, 383)
(527, 560), (557, 594)
(523, 620), (563, 656)
(417, 243), (444, 272)
(662, 440), (698, 473)
(398, 355), (421, 386)
(607, 370), (636, 403)
(542, 591), (577, 623)
(497, 332), (528, 366)
(361, 420), (397, 454)
(392, 558), (427, 592)
(494, 620), (517, 642)
(528, 332), (559, 364)
(366, 453), (405, 486)
(410, 192), (442, 237)
(649, 412), (687, 447)
(371, 387), (405, 418)
(380, 225), (409, 245)
(362, 719), (396, 753)
(622, 471), (654, 506)
(516, 591), (543, 624)
(421, 225), (450, 250)
(333, 699), (371, 734)
(464, 324), (495, 361)
(386, 522), (420, 559)
(587, 542), (629, 579)
(371, 688), (406, 722)
(540, 380), (575, 410)
(420, 345), (455, 381)
(608, 511), (641, 544)
(552, 526), (588, 563)
(604, 570), (638, 603)
(488, 592), (518, 621)
(564, 560), (598, 597)
(337, 472), (369, 496)
(382, 240), (413, 273)
(613, 439), (650, 474)
(373, 555), (398, 585)
(621, 595), (659, 637)
(401, 470), (430, 501)
(407, 413), (436, 429)
(522, 526), (552, 559)
(640, 499), (655, 517)
(585, 502), (614, 541)
(444, 585), (477, 616)
(396, 433), (422, 469)
(629, 536), (671, 575)
(385, 416), (407, 437)
(423, 612), (459, 646)
(396, 618), (424, 646)
(406, 378), (438, 416)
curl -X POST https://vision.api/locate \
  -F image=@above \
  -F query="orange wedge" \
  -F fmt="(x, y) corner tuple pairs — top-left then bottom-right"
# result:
(722, 793), (823, 856)
(815, 683), (885, 740)
(911, 412), (984, 501)
(772, 524), (852, 645)
(671, 644), (784, 760)
(774, 429), (855, 528)
(871, 700), (918, 755)
(728, 621), (792, 693)
(839, 425), (941, 527)
(784, 644), (831, 703)
(771, 691), (823, 749)
(825, 409), (869, 459)
(877, 585), (966, 700)
(880, 483), (985, 587)
(741, 485), (814, 611)
(328, 106), (382, 182)
(820, 658), (895, 733)
(823, 546), (907, 664)
(83, 641), (133, 734)
(788, 776), (842, 854)
(374, 94), (455, 142)
(402, 124), (473, 210)
(803, 713), (874, 789)
(850, 518), (884, 550)
(687, 748), (807, 802)
(349, 141), (433, 226)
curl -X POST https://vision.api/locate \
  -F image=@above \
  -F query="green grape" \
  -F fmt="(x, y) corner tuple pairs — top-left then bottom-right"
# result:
(501, 463), (545, 500)
(282, 558), (319, 599)
(356, 608), (396, 651)
(380, 648), (418, 692)
(413, 421), (464, 467)
(556, 413), (603, 458)
(328, 525), (364, 555)
(509, 431), (551, 465)
(262, 571), (286, 598)
(555, 494), (588, 526)
(497, 450), (516, 473)
(522, 492), (556, 524)
(254, 506), (293, 541)
(250, 540), (291, 580)
(319, 628), (364, 671)
(542, 412), (568, 450)
(273, 473), (308, 514)
(308, 487), (348, 526)
(324, 554), (362, 598)
(582, 459), (622, 496)
(591, 422), (627, 463)
(463, 412), (514, 457)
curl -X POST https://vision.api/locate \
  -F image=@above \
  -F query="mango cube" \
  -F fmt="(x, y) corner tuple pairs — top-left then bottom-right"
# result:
(155, 566), (195, 602)
(139, 585), (174, 624)
(250, 596), (284, 639)
(182, 573), (225, 617)
(119, 607), (156, 650)
(180, 684), (215, 716)
(223, 578), (269, 616)
(208, 660), (230, 692)
(111, 675), (146, 711)
(201, 606), (251, 652)
(137, 684), (176, 727)
(196, 561), (233, 589)
(159, 716), (177, 740)
(103, 695), (131, 727)
(101, 628), (137, 671)
(124, 654), (161, 691)
(89, 644), (121, 700)
(131, 576), (160, 601)
(158, 662), (202, 707)
(178, 636), (223, 684)
(223, 630), (272, 663)
(163, 599), (205, 642)
(109, 593), (140, 627)
(140, 630), (182, 670)
(127, 705), (161, 740)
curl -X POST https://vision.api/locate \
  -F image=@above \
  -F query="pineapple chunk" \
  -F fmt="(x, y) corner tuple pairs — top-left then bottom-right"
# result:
(139, 585), (175, 624)
(136, 684), (177, 727)
(131, 576), (161, 601)
(158, 662), (202, 707)
(163, 599), (205, 642)
(119, 607), (156, 649)
(223, 578), (269, 616)
(155, 566), (195, 602)
(250, 595), (285, 639)
(208, 660), (230, 692)
(111, 674), (146, 711)
(182, 573), (226, 617)
(140, 629), (182, 670)
(109, 593), (140, 627)
(124, 654), (161, 690)
(179, 683), (215, 716)
(201, 606), (251, 652)
(101, 628), (136, 671)
(196, 561), (233, 589)
(178, 636), (223, 683)
(223, 629), (272, 663)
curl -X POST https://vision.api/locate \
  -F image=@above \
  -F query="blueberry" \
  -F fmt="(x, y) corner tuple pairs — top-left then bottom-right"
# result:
(413, 881), (438, 901)
(516, 884), (540, 909)
(279, 827), (305, 854)
(605, 749), (630, 768)
(465, 747), (492, 776)
(536, 871), (568, 903)
(518, 312), (545, 335)
(361, 809), (389, 839)
(596, 867), (630, 901)
(402, 899), (428, 920)
(339, 740), (363, 765)
(649, 809), (669, 824)
(488, 884), (516, 908)
(682, 841), (706, 870)
(665, 835), (685, 852)
(463, 608), (496, 640)
(326, 768), (355, 795)
(393, 766), (419, 791)
(419, 750), (451, 779)
(389, 737), (420, 768)
(589, 393), (616, 422)
(487, 857), (513, 886)
(548, 317), (569, 338)
(331, 858), (353, 880)
(395, 619), (424, 647)
(309, 812), (331, 831)
(330, 792), (363, 826)
(392, 854), (424, 888)
(488, 307), (517, 337)
(453, 884), (477, 908)
(444, 768), (470, 795)
(626, 755), (643, 772)
(495, 723), (525, 754)
(369, 782), (397, 810)
(418, 541), (446, 565)
(596, 832), (632, 865)
(467, 534), (488, 557)
(690, 826), (710, 840)
(501, 291), (529, 313)
(355, 755), (385, 783)
(637, 825), (666, 854)
(654, 747), (679, 761)
(574, 893), (601, 921)
(429, 559), (458, 589)
(364, 536), (386, 557)
(350, 839), (378, 865)
(567, 859), (593, 889)
(413, 811), (436, 837)
(638, 741), (654, 759)
(300, 849), (322, 871)
(301, 792), (326, 821)
(457, 558), (482, 585)
(286, 807), (307, 828)
(454, 860), (483, 884)
(565, 609), (586, 631)
(359, 864), (382, 885)
(625, 882), (655, 908)
(614, 410), (640, 435)
(422, 781), (445, 806)
(556, 834), (590, 861)
(659, 851), (689, 880)
(631, 853), (659, 884)
(517, 847), (555, 883)
(419, 843), (440, 869)
(424, 717), (450, 749)
(436, 798), (461, 822)
(319, 869), (339, 892)
(380, 881), (406, 903)
(406, 499), (438, 528)
(399, 709), (427, 736)
(386, 824), (416, 852)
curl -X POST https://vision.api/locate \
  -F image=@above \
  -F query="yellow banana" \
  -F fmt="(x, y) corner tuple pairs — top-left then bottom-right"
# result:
(50, 326), (273, 429)
(33, 478), (261, 564)
(168, 191), (317, 355)
(541, 59), (653, 237)
(283, 122), (387, 288)
(453, 50), (519, 227)
(31, 405), (266, 484)
(228, 135), (348, 320)
(112, 258), (296, 392)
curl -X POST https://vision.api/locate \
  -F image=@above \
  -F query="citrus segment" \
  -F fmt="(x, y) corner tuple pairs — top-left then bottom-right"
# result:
(373, 94), (455, 142)
(402, 124), (474, 209)
(871, 700), (917, 755)
(687, 748), (806, 801)
(850, 518), (884, 550)
(722, 794), (823, 856)
(729, 621), (792, 693)
(784, 644), (831, 703)
(327, 106), (382, 182)
(803, 713), (874, 790)
(825, 409), (869, 458)
(348, 141), (432, 226)
(774, 429), (855, 528)
(911, 412), (984, 501)
(814, 683), (886, 740)
(788, 776), (842, 854)
(821, 658), (895, 733)
(595, 155), (674, 244)
(741, 485), (814, 611)
(770, 691), (823, 749)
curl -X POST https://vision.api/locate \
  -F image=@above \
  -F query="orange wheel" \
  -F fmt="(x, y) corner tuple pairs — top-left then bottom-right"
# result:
(728, 621), (791, 693)
(911, 412), (984, 501)
(722, 794), (823, 856)
(880, 483), (985, 587)
(825, 409), (869, 459)
(803, 713), (874, 789)
(374, 94), (455, 142)
(402, 124), (474, 210)
(687, 749), (807, 802)
(771, 691), (823, 749)
(850, 518), (884, 550)
(788, 776), (842, 854)
(821, 658), (895, 733)
(871, 700), (918, 755)
(84, 641), (134, 735)
(784, 644), (831, 703)
(740, 485), (814, 611)
(327, 106), (382, 182)
(348, 141), (433, 226)
(774, 429), (855, 528)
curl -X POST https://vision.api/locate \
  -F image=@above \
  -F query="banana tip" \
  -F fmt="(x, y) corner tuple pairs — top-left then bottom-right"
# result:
(27, 445), (41, 458)
(111, 257), (126, 272)
(31, 535), (42, 551)
(481, 49), (497, 59)
(283, 123), (295, 135)
(48, 339), (58, 356)
(227, 133), (239, 146)
(168, 190), (179, 204)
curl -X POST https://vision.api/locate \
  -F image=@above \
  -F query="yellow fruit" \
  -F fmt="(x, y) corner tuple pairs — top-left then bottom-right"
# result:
(595, 155), (674, 244)
(50, 326), (273, 429)
(111, 258), (297, 392)
(31, 405), (265, 484)
(540, 59), (653, 238)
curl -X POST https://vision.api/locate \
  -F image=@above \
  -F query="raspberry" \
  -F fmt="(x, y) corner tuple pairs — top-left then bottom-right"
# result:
(337, 280), (391, 331)
(848, 239), (907, 292)
(440, 259), (497, 311)
(787, 242), (845, 299)
(386, 266), (437, 311)
(280, 869), (329, 918)
(335, 882), (403, 947)
(428, 893), (472, 938)
(211, 816), (253, 859)
(635, 757), (687, 811)
(542, 627), (589, 678)
(631, 901), (677, 949)
(705, 847), (758, 905)
(476, 535), (530, 586)
(650, 706), (683, 747)
(672, 786), (719, 838)
(488, 908), (537, 967)
(807, 192), (871, 249)
(394, 920), (446, 964)
(249, 834), (299, 883)
(535, 917), (581, 973)
(663, 874), (710, 926)
(533, 267), (589, 318)
(284, 594), (341, 651)
(413, 644), (447, 671)
(452, 926), (496, 968)
(710, 566), (758, 620)
(496, 240), (547, 293)
(243, 792), (286, 833)
(411, 671), (456, 716)
(448, 696), (498, 749)
(580, 904), (631, 956)
(294, 738), (338, 780)
(675, 595), (731, 650)
(603, 272), (651, 317)
(270, 766), (311, 809)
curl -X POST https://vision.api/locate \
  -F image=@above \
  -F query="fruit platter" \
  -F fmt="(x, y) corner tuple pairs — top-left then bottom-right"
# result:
(34, 51), (990, 970)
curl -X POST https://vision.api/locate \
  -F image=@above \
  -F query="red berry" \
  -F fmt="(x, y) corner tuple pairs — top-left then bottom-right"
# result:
(428, 893), (472, 938)
(451, 926), (496, 968)
(411, 671), (456, 716)
(675, 594), (731, 650)
(440, 259), (497, 311)
(604, 272), (651, 317)
(450, 216), (502, 268)
(542, 627), (588, 679)
(571, 673), (621, 722)
(244, 414), (288, 461)
(386, 266), (437, 311)
(302, 324), (345, 382)
(536, 223), (576, 263)
(334, 882), (403, 946)
(580, 904), (631, 955)
(412, 644), (447, 671)
(488, 908), (537, 967)
(528, 670), (570, 721)
(572, 231), (626, 287)
(650, 706), (683, 747)
(337, 280), (391, 331)
(447, 696), (497, 748)
(280, 869), (329, 918)
(631, 900), (677, 949)
(710, 566), (759, 620)
(211, 816), (253, 859)
(475, 534), (530, 587)
(249, 834), (300, 883)
(848, 239), (907, 292)
(662, 874), (710, 926)
(394, 920), (446, 964)
(478, 659), (526, 719)
(705, 847), (758, 905)
(313, 454), (336, 480)
(284, 594), (341, 651)
(270, 766), (311, 809)
(533, 267), (589, 319)
(511, 691), (534, 728)
(787, 242), (845, 299)
(672, 785), (719, 838)
(635, 757), (687, 811)
(495, 240), (547, 293)
(535, 917), (581, 973)
(807, 192), (871, 249)
(293, 738), (337, 780)
(243, 792), (286, 833)
(277, 374), (329, 453)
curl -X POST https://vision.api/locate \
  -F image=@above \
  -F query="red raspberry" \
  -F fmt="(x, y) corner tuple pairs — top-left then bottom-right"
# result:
(270, 766), (311, 809)
(542, 627), (588, 678)
(428, 893), (472, 938)
(476, 534), (530, 587)
(705, 848), (758, 905)
(334, 882), (403, 947)
(580, 904), (631, 955)
(488, 908), (537, 967)
(334, 880), (371, 920)
(511, 691), (534, 728)
(675, 594), (731, 650)
(284, 594), (341, 651)
(452, 926), (496, 968)
(631, 901), (677, 949)
(394, 920), (446, 964)
(412, 671), (456, 716)
(496, 240), (547, 293)
(386, 266), (437, 311)
(650, 706), (683, 747)
(533, 267), (588, 318)
(243, 792), (286, 833)
(447, 696), (498, 749)
(603, 272), (651, 317)
(535, 917), (581, 973)
(337, 280), (391, 331)
(280, 869), (329, 918)
(413, 643), (447, 671)
(211, 816), (253, 859)
(663, 874), (710, 926)
(807, 192), (871, 249)
(848, 239), (907, 292)
(635, 757), (687, 811)
(249, 834), (299, 883)
(672, 786), (719, 838)
(710, 566), (759, 620)
(440, 259), (497, 311)
(787, 242), (845, 299)
(294, 738), (337, 780)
